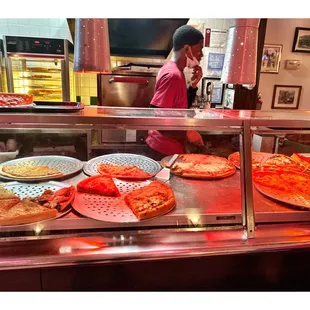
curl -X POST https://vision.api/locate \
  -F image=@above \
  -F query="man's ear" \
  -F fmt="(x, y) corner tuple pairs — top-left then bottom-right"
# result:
(184, 44), (190, 53)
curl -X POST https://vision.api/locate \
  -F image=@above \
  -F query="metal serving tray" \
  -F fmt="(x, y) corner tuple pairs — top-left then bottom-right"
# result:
(0, 101), (84, 113)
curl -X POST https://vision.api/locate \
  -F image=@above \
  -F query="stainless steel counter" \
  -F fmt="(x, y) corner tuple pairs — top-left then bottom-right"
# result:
(1, 107), (310, 270)
(2, 223), (310, 271)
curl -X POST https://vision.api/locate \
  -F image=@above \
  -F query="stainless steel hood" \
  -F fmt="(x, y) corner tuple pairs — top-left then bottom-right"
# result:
(67, 18), (189, 58)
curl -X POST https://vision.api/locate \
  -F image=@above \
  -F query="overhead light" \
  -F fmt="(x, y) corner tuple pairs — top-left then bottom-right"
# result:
(221, 19), (260, 86)
(74, 18), (112, 73)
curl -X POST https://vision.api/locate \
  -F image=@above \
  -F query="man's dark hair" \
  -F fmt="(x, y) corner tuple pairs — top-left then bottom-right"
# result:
(173, 25), (204, 51)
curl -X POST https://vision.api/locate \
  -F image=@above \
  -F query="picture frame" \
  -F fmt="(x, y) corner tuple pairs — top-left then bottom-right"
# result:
(223, 87), (235, 109)
(261, 44), (282, 73)
(201, 77), (225, 107)
(292, 27), (310, 53)
(271, 85), (302, 110)
(207, 53), (225, 70)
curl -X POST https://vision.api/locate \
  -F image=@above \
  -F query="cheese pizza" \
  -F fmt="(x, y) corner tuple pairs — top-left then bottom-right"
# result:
(253, 170), (310, 200)
(0, 165), (62, 179)
(170, 154), (236, 179)
(0, 198), (58, 226)
(228, 151), (272, 168)
(0, 93), (33, 107)
(265, 154), (297, 166)
(291, 153), (310, 169)
(97, 163), (152, 179)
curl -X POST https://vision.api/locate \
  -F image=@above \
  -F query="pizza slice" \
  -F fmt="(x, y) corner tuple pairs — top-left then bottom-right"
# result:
(179, 154), (229, 165)
(253, 171), (292, 192)
(77, 175), (120, 197)
(255, 163), (306, 174)
(278, 172), (310, 198)
(0, 185), (19, 200)
(0, 198), (21, 213)
(0, 93), (33, 106)
(97, 163), (152, 179)
(124, 180), (175, 220)
(170, 162), (194, 175)
(228, 151), (268, 167)
(265, 154), (297, 166)
(0, 198), (58, 226)
(0, 165), (62, 179)
(291, 153), (310, 168)
(171, 157), (236, 179)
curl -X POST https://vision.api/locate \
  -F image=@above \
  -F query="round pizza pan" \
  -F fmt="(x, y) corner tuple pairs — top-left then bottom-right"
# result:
(0, 181), (73, 228)
(72, 179), (175, 223)
(254, 182), (310, 209)
(160, 155), (236, 180)
(228, 152), (273, 170)
(83, 153), (162, 177)
(0, 155), (84, 182)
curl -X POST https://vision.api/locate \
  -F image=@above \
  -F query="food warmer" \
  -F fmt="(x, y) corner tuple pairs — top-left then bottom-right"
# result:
(3, 35), (75, 102)
(1, 107), (310, 290)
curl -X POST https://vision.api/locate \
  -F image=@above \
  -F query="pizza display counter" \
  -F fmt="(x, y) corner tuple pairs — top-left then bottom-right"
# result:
(1, 106), (310, 288)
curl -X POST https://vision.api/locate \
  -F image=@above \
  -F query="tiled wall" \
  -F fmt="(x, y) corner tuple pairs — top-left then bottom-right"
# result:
(0, 18), (72, 42)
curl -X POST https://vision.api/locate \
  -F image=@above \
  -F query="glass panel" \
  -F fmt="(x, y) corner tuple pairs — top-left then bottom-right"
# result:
(251, 128), (310, 226)
(0, 52), (7, 93)
(10, 56), (62, 102)
(0, 108), (244, 238)
(69, 58), (76, 102)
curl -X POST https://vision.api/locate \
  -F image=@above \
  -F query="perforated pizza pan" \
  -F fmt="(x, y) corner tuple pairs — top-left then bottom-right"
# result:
(0, 155), (84, 182)
(83, 153), (162, 177)
(255, 183), (310, 210)
(72, 179), (175, 223)
(0, 181), (73, 228)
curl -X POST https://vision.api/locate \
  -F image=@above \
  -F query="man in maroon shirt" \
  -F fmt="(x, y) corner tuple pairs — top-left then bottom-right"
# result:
(146, 25), (206, 160)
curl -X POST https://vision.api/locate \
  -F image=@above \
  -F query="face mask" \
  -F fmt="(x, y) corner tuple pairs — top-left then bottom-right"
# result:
(186, 47), (200, 68)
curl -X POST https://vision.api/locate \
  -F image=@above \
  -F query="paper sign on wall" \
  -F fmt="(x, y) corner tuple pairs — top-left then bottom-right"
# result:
(205, 28), (228, 48)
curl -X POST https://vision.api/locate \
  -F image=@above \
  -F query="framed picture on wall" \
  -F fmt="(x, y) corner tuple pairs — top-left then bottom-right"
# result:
(207, 53), (225, 70)
(223, 87), (235, 109)
(292, 27), (310, 53)
(271, 85), (302, 110)
(261, 44), (282, 73)
(202, 77), (225, 106)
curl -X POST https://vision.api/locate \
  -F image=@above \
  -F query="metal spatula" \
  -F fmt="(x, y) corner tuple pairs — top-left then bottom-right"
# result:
(154, 154), (179, 182)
